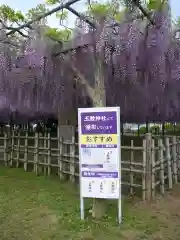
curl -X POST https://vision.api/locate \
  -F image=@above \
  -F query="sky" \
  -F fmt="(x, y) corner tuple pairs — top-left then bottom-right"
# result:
(0, 0), (179, 28)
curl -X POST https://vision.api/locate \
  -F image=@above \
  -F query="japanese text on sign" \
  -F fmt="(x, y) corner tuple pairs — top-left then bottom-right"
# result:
(84, 115), (113, 121)
(81, 111), (117, 135)
(80, 134), (118, 145)
(84, 124), (112, 131)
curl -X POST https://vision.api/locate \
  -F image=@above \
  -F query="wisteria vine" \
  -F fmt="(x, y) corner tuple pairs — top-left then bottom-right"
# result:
(0, 7), (179, 123)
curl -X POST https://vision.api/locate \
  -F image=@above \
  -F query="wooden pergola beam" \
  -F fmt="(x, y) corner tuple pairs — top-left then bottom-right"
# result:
(6, 0), (81, 36)
(66, 6), (96, 28)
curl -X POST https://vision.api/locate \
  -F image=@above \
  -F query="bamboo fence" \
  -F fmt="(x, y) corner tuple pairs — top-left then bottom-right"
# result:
(0, 128), (179, 201)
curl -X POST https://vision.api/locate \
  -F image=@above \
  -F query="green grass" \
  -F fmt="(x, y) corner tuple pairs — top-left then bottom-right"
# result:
(0, 167), (179, 240)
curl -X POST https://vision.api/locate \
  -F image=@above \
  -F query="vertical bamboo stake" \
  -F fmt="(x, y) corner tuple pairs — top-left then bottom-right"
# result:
(44, 132), (47, 175)
(130, 140), (134, 195)
(38, 133), (42, 174)
(24, 131), (28, 171)
(10, 130), (15, 167)
(16, 131), (20, 168)
(158, 138), (165, 195)
(34, 132), (39, 175)
(58, 127), (64, 180)
(57, 128), (60, 177)
(172, 136), (178, 184)
(165, 137), (173, 189)
(47, 132), (51, 176)
(70, 136), (75, 183)
(151, 139), (155, 200)
(142, 139), (146, 201)
(57, 127), (60, 176)
(145, 133), (152, 202)
(177, 137), (180, 178)
(4, 131), (8, 166)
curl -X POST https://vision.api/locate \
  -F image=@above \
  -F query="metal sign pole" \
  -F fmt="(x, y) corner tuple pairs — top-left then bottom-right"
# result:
(117, 107), (122, 224)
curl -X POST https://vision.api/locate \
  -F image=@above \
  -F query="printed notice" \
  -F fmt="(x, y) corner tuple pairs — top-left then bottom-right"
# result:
(78, 107), (120, 199)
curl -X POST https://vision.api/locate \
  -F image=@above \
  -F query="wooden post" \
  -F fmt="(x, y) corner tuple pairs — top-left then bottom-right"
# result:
(34, 132), (39, 175)
(142, 139), (146, 200)
(177, 137), (180, 178)
(16, 131), (20, 168)
(24, 131), (28, 172)
(47, 132), (51, 176)
(158, 138), (165, 195)
(70, 135), (75, 183)
(57, 127), (60, 178)
(165, 137), (173, 189)
(10, 130), (15, 167)
(172, 136), (178, 184)
(44, 132), (47, 175)
(151, 139), (155, 200)
(57, 126), (64, 180)
(4, 131), (8, 166)
(145, 133), (152, 202)
(130, 140), (134, 195)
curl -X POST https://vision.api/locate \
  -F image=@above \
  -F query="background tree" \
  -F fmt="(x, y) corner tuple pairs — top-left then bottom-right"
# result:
(45, 0), (169, 218)
(0, 3), (72, 43)
(0, 0), (177, 219)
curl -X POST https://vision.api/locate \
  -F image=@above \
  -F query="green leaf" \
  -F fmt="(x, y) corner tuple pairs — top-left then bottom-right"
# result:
(56, 10), (68, 21)
(177, 17), (180, 26)
(15, 11), (25, 21)
(45, 27), (71, 41)
(26, 4), (48, 20)
(45, 0), (60, 5)
(0, 5), (16, 20)
(0, 4), (26, 23)
(85, 1), (122, 21)
(114, 10), (124, 21)
(147, 0), (162, 10)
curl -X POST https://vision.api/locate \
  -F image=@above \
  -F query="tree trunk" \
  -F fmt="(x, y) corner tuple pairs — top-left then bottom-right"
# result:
(91, 57), (107, 219)
(67, 48), (107, 219)
(92, 198), (106, 218)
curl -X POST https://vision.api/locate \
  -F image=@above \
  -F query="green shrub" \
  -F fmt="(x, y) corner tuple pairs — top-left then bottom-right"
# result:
(138, 126), (147, 134)
(150, 125), (160, 134)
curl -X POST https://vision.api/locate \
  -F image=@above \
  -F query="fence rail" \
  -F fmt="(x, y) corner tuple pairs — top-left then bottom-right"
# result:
(0, 129), (179, 201)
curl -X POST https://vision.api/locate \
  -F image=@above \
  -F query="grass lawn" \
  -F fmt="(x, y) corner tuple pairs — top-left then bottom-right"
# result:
(0, 167), (180, 240)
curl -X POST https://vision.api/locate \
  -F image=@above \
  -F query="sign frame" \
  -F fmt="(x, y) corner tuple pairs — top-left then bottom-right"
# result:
(78, 107), (121, 224)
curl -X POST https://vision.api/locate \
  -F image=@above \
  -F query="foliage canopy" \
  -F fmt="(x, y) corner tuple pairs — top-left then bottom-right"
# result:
(0, 0), (179, 123)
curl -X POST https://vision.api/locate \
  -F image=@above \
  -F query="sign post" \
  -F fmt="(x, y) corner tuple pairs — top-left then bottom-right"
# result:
(78, 107), (121, 224)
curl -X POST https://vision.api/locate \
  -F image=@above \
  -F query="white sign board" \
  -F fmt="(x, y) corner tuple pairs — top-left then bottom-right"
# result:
(78, 107), (121, 223)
